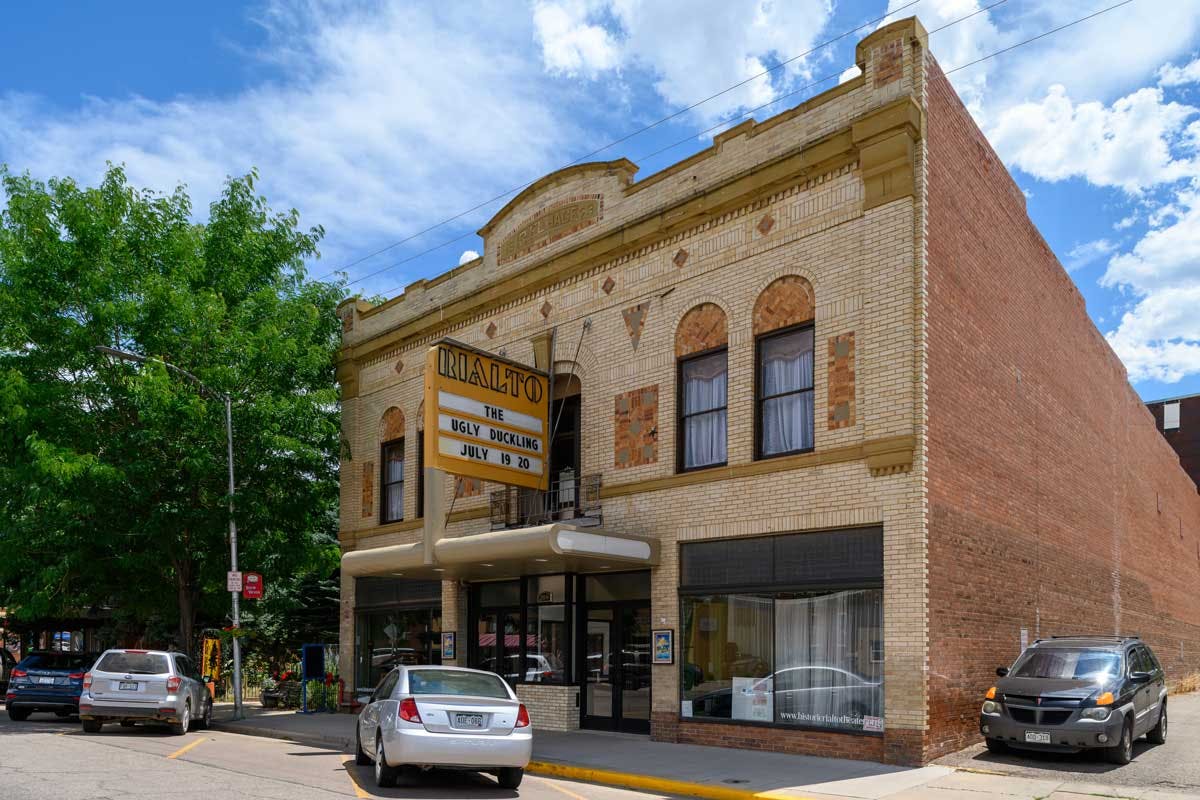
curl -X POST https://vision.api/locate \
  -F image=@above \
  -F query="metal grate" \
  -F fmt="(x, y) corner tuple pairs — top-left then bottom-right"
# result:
(490, 474), (603, 530)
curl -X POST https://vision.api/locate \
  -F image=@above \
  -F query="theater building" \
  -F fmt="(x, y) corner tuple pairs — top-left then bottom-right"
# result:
(334, 18), (1200, 764)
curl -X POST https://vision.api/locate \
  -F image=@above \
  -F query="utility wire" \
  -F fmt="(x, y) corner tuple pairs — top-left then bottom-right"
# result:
(368, 0), (1032, 298)
(311, 0), (923, 283)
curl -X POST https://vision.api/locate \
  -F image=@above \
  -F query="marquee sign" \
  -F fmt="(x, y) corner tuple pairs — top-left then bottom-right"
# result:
(423, 339), (550, 490)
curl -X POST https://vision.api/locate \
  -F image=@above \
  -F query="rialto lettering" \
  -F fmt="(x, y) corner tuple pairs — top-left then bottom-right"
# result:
(438, 346), (544, 404)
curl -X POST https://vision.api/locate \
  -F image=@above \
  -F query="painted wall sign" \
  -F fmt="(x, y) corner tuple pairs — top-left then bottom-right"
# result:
(424, 339), (549, 490)
(497, 195), (602, 265)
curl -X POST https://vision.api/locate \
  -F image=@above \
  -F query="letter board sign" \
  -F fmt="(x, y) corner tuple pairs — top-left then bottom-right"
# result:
(423, 339), (549, 490)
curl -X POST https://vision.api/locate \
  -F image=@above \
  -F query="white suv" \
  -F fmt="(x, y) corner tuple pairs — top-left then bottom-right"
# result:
(80, 649), (213, 735)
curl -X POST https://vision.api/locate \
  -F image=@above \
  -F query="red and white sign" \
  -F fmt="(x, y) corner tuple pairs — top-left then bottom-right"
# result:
(242, 572), (264, 600)
(226, 571), (243, 592)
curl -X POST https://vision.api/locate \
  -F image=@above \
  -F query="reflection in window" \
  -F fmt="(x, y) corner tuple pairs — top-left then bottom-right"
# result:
(381, 439), (404, 522)
(681, 595), (773, 721)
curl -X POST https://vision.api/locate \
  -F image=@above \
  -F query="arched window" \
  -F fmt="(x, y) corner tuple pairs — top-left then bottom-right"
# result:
(675, 304), (728, 471)
(379, 407), (405, 522)
(752, 277), (815, 458)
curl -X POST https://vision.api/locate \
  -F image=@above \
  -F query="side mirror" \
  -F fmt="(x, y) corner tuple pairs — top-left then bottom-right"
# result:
(1130, 670), (1152, 684)
(995, 667), (1009, 677)
(202, 675), (212, 683)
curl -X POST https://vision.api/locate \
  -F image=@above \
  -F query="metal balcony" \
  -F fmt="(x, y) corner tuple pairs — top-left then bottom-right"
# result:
(490, 473), (602, 530)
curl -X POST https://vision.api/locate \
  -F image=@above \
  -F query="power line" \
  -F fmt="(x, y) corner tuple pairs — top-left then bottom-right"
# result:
(366, 0), (1027, 299)
(364, 0), (1135, 301)
(311, 0), (923, 283)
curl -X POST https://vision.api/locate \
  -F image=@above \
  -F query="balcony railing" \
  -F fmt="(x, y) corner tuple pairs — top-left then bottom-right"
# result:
(490, 473), (602, 530)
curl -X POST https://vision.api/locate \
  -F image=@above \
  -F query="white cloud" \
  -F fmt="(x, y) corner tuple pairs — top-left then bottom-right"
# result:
(532, 0), (620, 77)
(532, 0), (834, 124)
(1065, 238), (1117, 272)
(839, 65), (862, 84)
(1158, 56), (1200, 87)
(1114, 214), (1137, 231)
(458, 249), (480, 265)
(0, 1), (587, 293)
(1103, 187), (1200, 383)
(987, 85), (1198, 194)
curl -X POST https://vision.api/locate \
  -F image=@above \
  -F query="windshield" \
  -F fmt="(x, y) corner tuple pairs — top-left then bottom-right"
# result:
(18, 653), (94, 672)
(408, 669), (510, 699)
(1011, 648), (1121, 681)
(96, 652), (170, 675)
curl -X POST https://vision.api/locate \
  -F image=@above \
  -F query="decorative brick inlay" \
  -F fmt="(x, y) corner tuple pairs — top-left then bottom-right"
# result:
(873, 38), (903, 87)
(361, 461), (374, 518)
(614, 385), (658, 468)
(416, 400), (424, 430)
(339, 308), (354, 333)
(497, 194), (603, 265)
(601, 275), (616, 294)
(622, 302), (651, 351)
(673, 248), (689, 268)
(675, 303), (728, 358)
(752, 275), (815, 336)
(828, 332), (856, 429)
(393, 359), (404, 375)
(540, 300), (553, 319)
(454, 476), (482, 498)
(756, 213), (775, 236)
(485, 321), (498, 339)
(380, 407), (405, 441)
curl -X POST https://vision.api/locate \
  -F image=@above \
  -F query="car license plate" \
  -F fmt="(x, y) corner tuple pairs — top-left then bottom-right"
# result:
(1024, 731), (1051, 744)
(454, 713), (484, 729)
(119, 681), (138, 691)
(39, 676), (54, 684)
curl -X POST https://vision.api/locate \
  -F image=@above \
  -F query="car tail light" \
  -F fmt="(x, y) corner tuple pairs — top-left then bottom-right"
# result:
(398, 697), (422, 723)
(515, 704), (530, 728)
(68, 672), (84, 680)
(82, 673), (93, 689)
(167, 676), (182, 692)
(78, 703), (92, 712)
(11, 669), (26, 679)
(5, 693), (15, 701)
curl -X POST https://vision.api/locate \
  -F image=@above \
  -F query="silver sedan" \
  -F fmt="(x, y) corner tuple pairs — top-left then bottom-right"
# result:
(355, 665), (532, 789)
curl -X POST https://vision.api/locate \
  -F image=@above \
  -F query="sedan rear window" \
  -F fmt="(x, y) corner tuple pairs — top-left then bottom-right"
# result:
(96, 652), (170, 675)
(18, 653), (94, 672)
(408, 670), (510, 699)
(1011, 649), (1121, 680)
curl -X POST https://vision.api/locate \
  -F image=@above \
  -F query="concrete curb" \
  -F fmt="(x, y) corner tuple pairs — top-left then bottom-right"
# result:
(209, 720), (352, 753)
(526, 760), (818, 800)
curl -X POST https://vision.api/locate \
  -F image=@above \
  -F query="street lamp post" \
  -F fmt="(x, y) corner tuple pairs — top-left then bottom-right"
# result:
(96, 345), (244, 721)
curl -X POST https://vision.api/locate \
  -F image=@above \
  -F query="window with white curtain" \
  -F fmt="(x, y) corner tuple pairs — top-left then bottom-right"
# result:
(381, 439), (404, 523)
(679, 349), (728, 470)
(757, 326), (814, 458)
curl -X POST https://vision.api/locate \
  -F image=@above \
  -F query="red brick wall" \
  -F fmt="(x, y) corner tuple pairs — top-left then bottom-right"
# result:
(924, 60), (1200, 761)
(651, 713), (888, 763)
(1147, 396), (1200, 492)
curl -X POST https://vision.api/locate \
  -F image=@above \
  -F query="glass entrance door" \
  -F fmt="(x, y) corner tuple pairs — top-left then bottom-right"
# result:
(580, 571), (651, 733)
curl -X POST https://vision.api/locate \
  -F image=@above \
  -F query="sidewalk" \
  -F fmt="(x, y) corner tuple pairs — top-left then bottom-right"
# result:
(209, 704), (1198, 799)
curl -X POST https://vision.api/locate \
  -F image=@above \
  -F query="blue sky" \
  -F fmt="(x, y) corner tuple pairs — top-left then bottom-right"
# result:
(2, 0), (1200, 401)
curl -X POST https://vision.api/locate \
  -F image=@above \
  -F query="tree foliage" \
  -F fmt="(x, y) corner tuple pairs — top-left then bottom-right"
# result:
(0, 165), (345, 652)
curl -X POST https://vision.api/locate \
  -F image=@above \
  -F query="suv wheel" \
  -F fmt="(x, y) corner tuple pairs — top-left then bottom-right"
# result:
(1147, 701), (1167, 745)
(7, 708), (30, 722)
(82, 719), (103, 733)
(1105, 718), (1133, 765)
(193, 698), (212, 730)
(170, 701), (191, 736)
(984, 738), (1007, 754)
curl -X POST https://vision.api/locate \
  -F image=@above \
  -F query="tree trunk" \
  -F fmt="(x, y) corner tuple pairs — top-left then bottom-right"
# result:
(175, 556), (195, 654)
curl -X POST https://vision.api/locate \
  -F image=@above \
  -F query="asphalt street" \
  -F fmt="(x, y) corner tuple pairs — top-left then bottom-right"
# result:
(0, 712), (671, 800)
(935, 691), (1200, 797)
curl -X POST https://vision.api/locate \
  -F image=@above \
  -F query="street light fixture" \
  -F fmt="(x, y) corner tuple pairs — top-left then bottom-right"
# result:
(95, 345), (245, 721)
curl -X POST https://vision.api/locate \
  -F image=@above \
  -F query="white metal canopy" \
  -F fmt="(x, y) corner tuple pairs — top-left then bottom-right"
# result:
(341, 523), (658, 581)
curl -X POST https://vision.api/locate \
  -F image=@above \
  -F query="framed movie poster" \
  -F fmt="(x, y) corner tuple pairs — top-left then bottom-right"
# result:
(441, 631), (456, 660)
(652, 629), (674, 665)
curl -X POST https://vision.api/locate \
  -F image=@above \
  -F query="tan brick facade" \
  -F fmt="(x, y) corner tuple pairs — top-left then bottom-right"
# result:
(333, 17), (1200, 766)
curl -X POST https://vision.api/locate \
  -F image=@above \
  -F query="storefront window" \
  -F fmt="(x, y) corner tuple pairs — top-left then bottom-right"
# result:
(470, 576), (572, 686)
(356, 606), (441, 689)
(679, 529), (884, 734)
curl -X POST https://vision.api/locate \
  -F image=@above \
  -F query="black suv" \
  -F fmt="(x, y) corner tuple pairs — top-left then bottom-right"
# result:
(980, 636), (1167, 764)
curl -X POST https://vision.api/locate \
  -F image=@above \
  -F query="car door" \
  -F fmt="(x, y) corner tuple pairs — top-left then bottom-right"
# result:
(174, 656), (196, 709)
(1128, 647), (1154, 735)
(360, 669), (398, 757)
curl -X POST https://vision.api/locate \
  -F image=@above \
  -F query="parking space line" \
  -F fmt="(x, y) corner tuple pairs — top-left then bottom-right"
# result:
(166, 737), (208, 759)
(343, 761), (372, 798)
(537, 776), (594, 800)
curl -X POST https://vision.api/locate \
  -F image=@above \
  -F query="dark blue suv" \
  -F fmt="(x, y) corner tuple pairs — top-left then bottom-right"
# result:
(6, 651), (97, 721)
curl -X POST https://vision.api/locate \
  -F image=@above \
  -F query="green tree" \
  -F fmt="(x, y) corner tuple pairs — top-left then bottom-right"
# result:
(0, 165), (345, 651)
